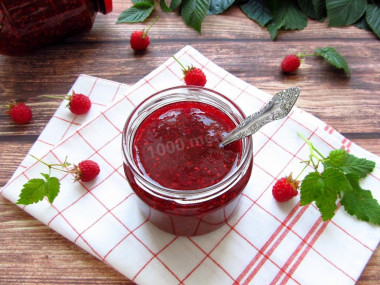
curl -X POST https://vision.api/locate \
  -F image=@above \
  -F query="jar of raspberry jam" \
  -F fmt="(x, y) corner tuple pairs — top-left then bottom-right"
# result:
(0, 0), (112, 55)
(122, 86), (253, 236)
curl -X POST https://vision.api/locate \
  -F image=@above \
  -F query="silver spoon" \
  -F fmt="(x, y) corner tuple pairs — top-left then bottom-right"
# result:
(220, 87), (301, 147)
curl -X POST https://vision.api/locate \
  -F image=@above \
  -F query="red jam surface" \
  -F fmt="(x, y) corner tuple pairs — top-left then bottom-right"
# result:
(124, 101), (252, 236)
(0, 0), (102, 55)
(133, 101), (242, 190)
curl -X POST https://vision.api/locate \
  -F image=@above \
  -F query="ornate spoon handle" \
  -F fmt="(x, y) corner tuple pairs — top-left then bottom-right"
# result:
(220, 87), (301, 147)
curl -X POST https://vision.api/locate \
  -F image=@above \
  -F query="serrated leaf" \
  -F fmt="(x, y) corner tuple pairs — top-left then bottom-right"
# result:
(301, 168), (351, 221)
(326, 0), (367, 27)
(116, 3), (155, 23)
(324, 150), (375, 178)
(315, 186), (338, 221)
(240, 0), (272, 27)
(300, 171), (324, 205)
(181, 0), (210, 33)
(208, 0), (235, 15)
(297, 0), (326, 21)
(170, 0), (182, 10)
(45, 176), (60, 204)
(314, 47), (350, 75)
(17, 178), (47, 205)
(266, 0), (308, 40)
(326, 149), (347, 168)
(341, 174), (380, 225)
(321, 167), (352, 192)
(339, 153), (376, 178)
(366, 4), (380, 39)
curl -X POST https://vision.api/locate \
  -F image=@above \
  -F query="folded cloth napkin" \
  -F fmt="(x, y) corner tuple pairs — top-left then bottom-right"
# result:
(2, 46), (379, 285)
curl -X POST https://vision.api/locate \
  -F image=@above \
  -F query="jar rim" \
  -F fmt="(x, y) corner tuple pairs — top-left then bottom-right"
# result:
(122, 86), (253, 202)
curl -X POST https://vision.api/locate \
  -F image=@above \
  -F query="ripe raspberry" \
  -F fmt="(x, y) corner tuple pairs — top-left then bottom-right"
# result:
(130, 16), (158, 52)
(281, 55), (301, 73)
(75, 160), (100, 182)
(68, 92), (91, 115)
(272, 175), (299, 202)
(130, 30), (150, 51)
(173, 56), (207, 87)
(184, 68), (207, 87)
(7, 101), (32, 124)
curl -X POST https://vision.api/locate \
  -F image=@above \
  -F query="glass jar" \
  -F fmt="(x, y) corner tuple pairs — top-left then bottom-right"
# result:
(122, 86), (253, 236)
(0, 0), (112, 55)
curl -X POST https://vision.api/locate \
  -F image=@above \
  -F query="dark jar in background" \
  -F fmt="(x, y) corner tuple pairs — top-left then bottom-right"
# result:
(0, 0), (112, 55)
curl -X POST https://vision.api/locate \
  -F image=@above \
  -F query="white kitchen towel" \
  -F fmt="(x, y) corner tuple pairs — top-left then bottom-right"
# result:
(2, 46), (379, 285)
(11, 74), (130, 179)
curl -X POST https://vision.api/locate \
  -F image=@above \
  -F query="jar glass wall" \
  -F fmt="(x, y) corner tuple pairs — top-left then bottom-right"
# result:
(122, 86), (253, 236)
(0, 0), (112, 55)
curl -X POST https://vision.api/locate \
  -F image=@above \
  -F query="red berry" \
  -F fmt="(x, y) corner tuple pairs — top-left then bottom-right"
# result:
(130, 16), (157, 52)
(281, 55), (301, 73)
(7, 101), (32, 124)
(130, 30), (150, 51)
(272, 175), (299, 202)
(68, 92), (91, 115)
(76, 160), (100, 182)
(173, 56), (207, 87)
(184, 68), (207, 87)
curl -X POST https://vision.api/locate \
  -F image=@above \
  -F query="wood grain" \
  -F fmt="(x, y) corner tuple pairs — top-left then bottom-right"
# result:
(0, 1), (379, 284)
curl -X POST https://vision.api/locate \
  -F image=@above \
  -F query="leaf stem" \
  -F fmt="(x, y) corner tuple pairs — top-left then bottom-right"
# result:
(297, 132), (326, 170)
(39, 94), (69, 100)
(29, 154), (72, 173)
(172, 56), (187, 71)
(143, 16), (158, 37)
(297, 52), (314, 58)
(294, 163), (309, 180)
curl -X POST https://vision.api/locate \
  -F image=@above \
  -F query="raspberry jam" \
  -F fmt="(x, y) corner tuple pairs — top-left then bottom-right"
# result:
(133, 101), (242, 190)
(0, 0), (112, 55)
(122, 87), (253, 236)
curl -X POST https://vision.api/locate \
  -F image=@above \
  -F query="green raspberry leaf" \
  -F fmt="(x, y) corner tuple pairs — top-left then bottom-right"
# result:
(208, 0), (235, 15)
(326, 0), (367, 27)
(116, 1), (155, 23)
(321, 167), (352, 193)
(314, 47), (350, 75)
(340, 153), (376, 178)
(315, 185), (338, 221)
(341, 174), (380, 225)
(366, 4), (380, 39)
(325, 149), (347, 168)
(45, 176), (60, 204)
(300, 171), (324, 205)
(266, 0), (308, 40)
(160, 0), (172, 12)
(354, 15), (372, 32)
(240, 0), (272, 27)
(170, 0), (182, 10)
(315, 168), (350, 221)
(297, 0), (326, 21)
(301, 168), (351, 221)
(324, 150), (376, 178)
(17, 178), (47, 205)
(17, 173), (61, 205)
(181, 0), (210, 33)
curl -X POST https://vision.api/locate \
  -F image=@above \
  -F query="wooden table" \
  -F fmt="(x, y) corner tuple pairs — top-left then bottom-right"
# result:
(1, 1), (379, 284)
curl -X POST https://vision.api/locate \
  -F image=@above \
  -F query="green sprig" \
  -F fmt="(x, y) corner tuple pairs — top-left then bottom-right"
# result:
(297, 132), (379, 224)
(16, 156), (72, 205)
(116, 0), (380, 39)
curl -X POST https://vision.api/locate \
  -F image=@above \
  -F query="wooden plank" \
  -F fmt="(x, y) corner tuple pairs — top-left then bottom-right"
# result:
(0, 2), (378, 285)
